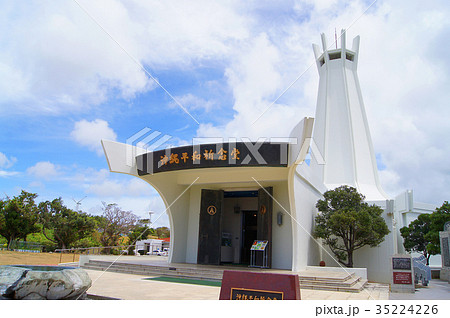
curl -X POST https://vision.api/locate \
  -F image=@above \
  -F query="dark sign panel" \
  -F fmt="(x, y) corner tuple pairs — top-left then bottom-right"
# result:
(392, 257), (411, 270)
(219, 270), (301, 300)
(393, 272), (413, 285)
(136, 142), (288, 175)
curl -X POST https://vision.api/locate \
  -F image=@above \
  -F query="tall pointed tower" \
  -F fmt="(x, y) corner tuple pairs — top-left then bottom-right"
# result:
(310, 30), (388, 201)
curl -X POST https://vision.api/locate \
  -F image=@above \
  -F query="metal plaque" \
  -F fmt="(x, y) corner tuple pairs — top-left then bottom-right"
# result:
(392, 257), (411, 270)
(393, 272), (413, 285)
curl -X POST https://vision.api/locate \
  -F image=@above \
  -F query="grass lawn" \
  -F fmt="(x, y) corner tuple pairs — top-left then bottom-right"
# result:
(0, 250), (80, 266)
(145, 276), (222, 287)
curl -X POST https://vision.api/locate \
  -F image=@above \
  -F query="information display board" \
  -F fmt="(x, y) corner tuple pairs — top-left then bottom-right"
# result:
(393, 272), (413, 285)
(250, 240), (269, 268)
(250, 240), (268, 251)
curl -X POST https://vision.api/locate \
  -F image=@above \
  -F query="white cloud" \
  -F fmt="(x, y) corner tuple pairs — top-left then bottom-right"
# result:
(85, 175), (152, 198)
(28, 181), (45, 189)
(0, 1), (154, 114)
(69, 167), (152, 199)
(193, 0), (450, 205)
(27, 161), (60, 180)
(84, 195), (167, 227)
(74, 168), (168, 225)
(1, 1), (449, 210)
(70, 119), (117, 155)
(0, 152), (17, 169)
(169, 94), (216, 113)
(26, 163), (169, 225)
(196, 32), (299, 140)
(0, 170), (19, 177)
(0, 0), (249, 114)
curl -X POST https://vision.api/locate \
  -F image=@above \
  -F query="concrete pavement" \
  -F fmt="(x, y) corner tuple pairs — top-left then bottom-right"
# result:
(390, 280), (450, 300)
(84, 269), (390, 300)
(86, 269), (220, 300)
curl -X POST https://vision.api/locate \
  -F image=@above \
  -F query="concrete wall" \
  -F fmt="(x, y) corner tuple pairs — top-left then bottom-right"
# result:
(271, 181), (292, 270)
(306, 266), (367, 280)
(185, 185), (201, 264)
(290, 169), (323, 271)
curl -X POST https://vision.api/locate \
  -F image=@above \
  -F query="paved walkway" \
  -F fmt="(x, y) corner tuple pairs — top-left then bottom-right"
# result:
(84, 269), (389, 300)
(78, 256), (448, 300)
(390, 280), (450, 300)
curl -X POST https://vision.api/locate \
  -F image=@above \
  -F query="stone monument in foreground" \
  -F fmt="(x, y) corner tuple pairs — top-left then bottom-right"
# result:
(439, 222), (450, 283)
(390, 254), (415, 293)
(0, 265), (92, 300)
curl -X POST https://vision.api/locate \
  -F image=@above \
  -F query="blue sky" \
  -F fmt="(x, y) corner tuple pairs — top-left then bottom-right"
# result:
(1, 0), (450, 227)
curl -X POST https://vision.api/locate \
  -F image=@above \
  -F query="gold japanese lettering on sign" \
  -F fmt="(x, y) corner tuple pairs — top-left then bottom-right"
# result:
(230, 288), (282, 300)
(203, 149), (214, 160)
(192, 151), (201, 162)
(230, 148), (240, 160)
(156, 147), (243, 170)
(159, 155), (169, 167)
(169, 153), (179, 164)
(234, 294), (274, 300)
(217, 148), (227, 160)
(181, 152), (189, 163)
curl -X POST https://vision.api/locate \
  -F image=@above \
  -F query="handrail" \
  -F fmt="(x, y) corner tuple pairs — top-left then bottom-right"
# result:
(54, 245), (129, 253)
(54, 245), (133, 264)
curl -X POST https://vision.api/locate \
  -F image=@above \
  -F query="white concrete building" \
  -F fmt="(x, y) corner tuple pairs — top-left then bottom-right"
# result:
(135, 239), (163, 254)
(101, 31), (435, 283)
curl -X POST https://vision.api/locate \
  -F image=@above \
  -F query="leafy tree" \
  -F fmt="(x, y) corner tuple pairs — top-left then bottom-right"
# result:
(38, 198), (96, 249)
(98, 202), (138, 247)
(127, 225), (151, 254)
(155, 226), (170, 238)
(400, 201), (450, 262)
(27, 224), (57, 252)
(71, 235), (102, 249)
(314, 186), (390, 268)
(400, 213), (432, 264)
(128, 225), (150, 243)
(425, 201), (450, 255)
(0, 191), (40, 247)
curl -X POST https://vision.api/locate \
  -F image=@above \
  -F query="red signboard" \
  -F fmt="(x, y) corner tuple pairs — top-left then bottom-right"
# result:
(393, 272), (412, 285)
(219, 270), (301, 300)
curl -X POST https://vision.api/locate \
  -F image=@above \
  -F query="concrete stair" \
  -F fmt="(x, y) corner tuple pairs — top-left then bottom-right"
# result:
(82, 260), (224, 281)
(299, 270), (368, 292)
(81, 260), (367, 293)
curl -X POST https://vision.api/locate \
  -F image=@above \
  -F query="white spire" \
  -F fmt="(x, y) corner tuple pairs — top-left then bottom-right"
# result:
(310, 30), (388, 201)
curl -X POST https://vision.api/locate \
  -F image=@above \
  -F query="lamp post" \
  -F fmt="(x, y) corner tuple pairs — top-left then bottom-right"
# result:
(148, 210), (154, 228)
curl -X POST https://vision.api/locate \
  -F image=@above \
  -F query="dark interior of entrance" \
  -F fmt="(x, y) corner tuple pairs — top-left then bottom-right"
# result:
(197, 188), (273, 267)
(241, 210), (257, 265)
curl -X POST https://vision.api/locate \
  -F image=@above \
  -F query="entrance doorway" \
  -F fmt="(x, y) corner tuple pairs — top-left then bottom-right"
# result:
(197, 187), (273, 267)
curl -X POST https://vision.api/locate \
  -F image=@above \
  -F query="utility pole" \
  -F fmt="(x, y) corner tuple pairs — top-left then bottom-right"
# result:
(148, 210), (154, 227)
